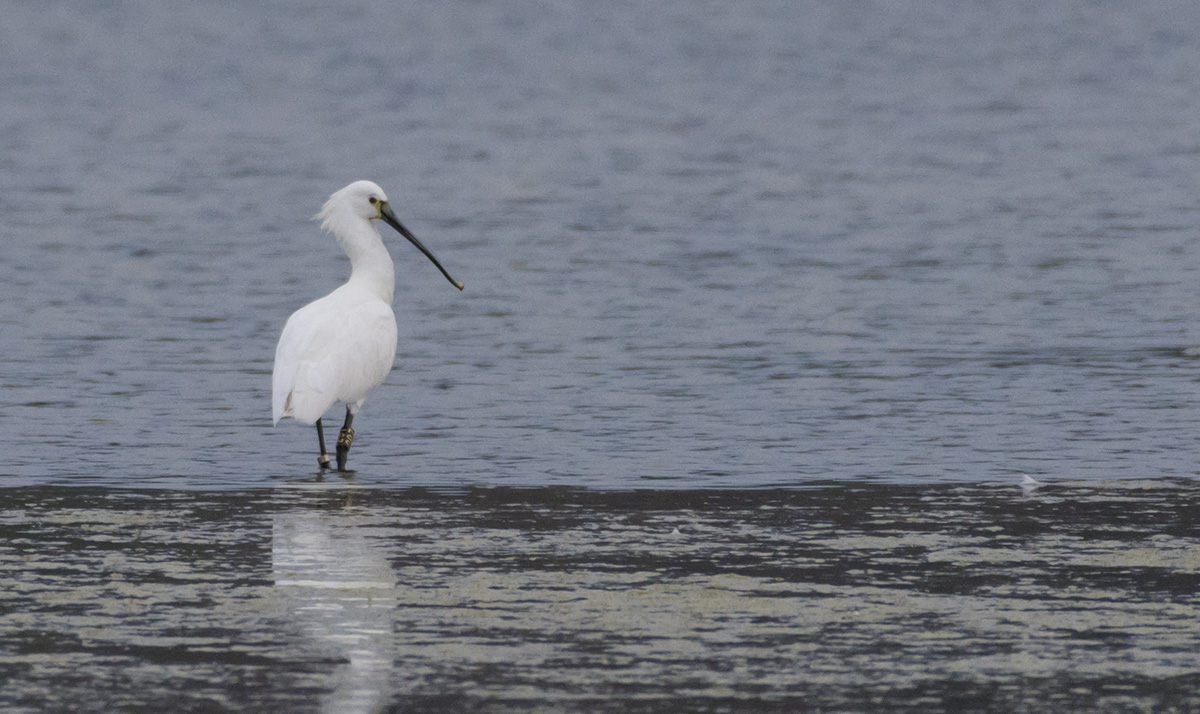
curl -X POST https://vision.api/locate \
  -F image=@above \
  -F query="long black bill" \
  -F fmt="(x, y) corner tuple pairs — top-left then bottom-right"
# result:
(379, 202), (465, 291)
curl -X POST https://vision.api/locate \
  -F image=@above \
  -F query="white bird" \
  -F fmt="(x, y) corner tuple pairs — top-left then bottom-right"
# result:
(272, 180), (463, 471)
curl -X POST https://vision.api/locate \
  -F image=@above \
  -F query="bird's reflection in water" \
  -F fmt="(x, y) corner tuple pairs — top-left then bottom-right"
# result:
(272, 495), (397, 714)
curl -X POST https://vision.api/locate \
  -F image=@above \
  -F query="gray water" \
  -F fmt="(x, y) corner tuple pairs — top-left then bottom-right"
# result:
(2, 0), (1200, 711)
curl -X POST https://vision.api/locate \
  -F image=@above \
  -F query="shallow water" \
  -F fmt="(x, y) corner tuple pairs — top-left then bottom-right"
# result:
(2, 0), (1200, 711)
(4, 481), (1200, 713)
(2, 0), (1199, 487)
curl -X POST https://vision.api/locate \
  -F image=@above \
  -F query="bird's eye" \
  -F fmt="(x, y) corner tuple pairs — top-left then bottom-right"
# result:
(368, 197), (378, 205)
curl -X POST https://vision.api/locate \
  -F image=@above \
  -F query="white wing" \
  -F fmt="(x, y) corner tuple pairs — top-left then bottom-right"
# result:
(272, 286), (398, 425)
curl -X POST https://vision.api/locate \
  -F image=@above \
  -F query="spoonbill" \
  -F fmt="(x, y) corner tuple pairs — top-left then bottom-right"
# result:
(272, 180), (463, 471)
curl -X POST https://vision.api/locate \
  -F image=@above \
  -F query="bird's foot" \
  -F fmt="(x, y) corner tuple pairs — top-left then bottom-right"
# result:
(336, 427), (354, 471)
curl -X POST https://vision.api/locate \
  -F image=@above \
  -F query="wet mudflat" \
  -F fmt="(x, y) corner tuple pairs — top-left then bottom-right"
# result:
(2, 479), (1199, 713)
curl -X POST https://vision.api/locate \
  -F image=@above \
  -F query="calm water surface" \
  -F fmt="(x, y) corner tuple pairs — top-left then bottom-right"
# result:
(1, 0), (1198, 487)
(2, 0), (1200, 711)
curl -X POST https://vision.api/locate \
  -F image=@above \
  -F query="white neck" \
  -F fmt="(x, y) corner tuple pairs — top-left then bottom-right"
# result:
(320, 208), (395, 304)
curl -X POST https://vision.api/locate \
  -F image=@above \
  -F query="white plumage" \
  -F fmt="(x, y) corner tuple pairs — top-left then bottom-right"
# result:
(272, 180), (463, 470)
(271, 285), (397, 425)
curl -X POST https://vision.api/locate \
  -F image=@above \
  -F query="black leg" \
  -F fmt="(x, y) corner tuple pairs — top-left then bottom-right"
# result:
(315, 418), (331, 470)
(336, 408), (355, 472)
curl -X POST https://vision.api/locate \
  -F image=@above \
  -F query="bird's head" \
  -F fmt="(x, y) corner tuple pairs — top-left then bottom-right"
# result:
(320, 180), (390, 221)
(319, 180), (464, 291)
